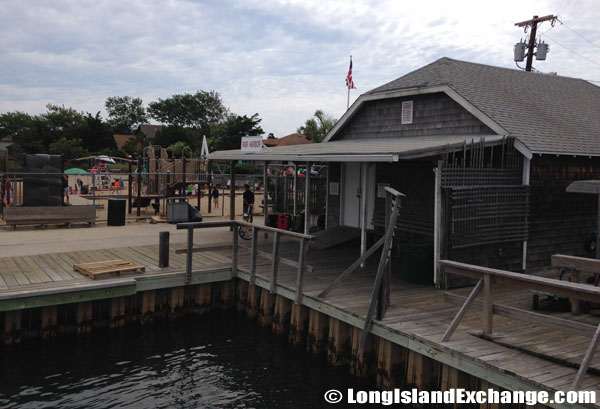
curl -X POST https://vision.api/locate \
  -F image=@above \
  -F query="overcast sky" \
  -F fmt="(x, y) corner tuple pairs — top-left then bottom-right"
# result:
(1, 0), (599, 138)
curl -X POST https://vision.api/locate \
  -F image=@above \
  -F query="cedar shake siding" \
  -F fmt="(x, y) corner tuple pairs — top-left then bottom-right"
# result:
(335, 93), (494, 141)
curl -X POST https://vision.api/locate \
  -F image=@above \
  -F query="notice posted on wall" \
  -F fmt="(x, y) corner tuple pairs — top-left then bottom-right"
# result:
(329, 182), (339, 196)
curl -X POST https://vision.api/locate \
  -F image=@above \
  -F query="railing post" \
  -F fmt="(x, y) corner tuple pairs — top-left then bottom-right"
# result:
(232, 222), (239, 276)
(250, 227), (258, 285)
(185, 226), (193, 284)
(295, 237), (309, 304)
(570, 268), (582, 315)
(270, 231), (281, 293)
(483, 273), (493, 335)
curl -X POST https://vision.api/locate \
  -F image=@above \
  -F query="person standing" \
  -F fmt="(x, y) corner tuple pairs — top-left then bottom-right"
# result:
(3, 176), (14, 208)
(212, 186), (219, 209)
(62, 174), (70, 204)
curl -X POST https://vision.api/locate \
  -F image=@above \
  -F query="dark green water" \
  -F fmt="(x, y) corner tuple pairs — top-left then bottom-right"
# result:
(0, 311), (376, 408)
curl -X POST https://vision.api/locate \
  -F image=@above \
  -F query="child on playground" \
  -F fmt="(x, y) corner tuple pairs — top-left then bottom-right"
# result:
(3, 176), (14, 208)
(212, 186), (219, 209)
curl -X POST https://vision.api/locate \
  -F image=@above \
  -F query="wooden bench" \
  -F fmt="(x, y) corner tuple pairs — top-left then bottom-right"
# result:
(3, 205), (96, 229)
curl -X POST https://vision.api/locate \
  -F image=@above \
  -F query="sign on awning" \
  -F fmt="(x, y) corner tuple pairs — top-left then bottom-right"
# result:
(241, 136), (263, 152)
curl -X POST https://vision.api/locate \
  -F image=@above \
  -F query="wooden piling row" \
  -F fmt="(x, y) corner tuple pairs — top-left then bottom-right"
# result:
(0, 279), (552, 409)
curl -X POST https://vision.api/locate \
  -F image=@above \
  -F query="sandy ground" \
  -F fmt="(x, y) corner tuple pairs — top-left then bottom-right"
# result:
(66, 184), (264, 222)
(0, 175), (266, 257)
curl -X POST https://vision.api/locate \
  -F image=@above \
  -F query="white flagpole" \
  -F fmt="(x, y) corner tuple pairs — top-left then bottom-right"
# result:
(347, 86), (350, 111)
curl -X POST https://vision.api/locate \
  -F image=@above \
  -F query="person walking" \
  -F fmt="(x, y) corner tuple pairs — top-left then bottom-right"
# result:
(242, 184), (254, 217)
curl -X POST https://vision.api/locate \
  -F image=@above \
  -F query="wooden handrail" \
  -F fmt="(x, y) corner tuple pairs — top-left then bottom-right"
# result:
(176, 220), (311, 304)
(440, 258), (600, 390)
(441, 259), (600, 303)
(177, 220), (314, 240)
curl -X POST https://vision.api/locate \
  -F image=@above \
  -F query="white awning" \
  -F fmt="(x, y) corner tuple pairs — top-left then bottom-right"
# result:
(209, 134), (507, 162)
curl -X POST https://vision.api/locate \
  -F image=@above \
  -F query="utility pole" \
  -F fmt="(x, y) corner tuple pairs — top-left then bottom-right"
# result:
(515, 14), (557, 71)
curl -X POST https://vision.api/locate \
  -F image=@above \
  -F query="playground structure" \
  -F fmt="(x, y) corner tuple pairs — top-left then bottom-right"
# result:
(144, 146), (207, 197)
(0, 147), (327, 227)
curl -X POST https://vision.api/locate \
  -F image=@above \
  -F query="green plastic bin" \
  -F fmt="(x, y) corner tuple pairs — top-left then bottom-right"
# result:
(402, 241), (433, 284)
(107, 198), (126, 226)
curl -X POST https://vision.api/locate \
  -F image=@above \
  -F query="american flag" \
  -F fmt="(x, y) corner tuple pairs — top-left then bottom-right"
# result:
(346, 57), (355, 89)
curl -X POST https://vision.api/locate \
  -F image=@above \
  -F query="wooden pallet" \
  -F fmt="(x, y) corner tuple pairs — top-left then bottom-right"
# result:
(73, 259), (145, 280)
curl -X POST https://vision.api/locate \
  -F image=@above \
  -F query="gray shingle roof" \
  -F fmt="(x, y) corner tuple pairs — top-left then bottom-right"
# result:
(368, 58), (600, 155)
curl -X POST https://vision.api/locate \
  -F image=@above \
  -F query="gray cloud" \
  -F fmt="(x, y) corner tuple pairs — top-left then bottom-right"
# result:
(1, 0), (599, 137)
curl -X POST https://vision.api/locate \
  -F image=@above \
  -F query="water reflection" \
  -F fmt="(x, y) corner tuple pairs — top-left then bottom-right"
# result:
(0, 311), (375, 408)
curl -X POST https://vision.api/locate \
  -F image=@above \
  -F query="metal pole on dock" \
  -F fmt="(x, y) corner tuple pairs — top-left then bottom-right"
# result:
(305, 162), (311, 235)
(128, 161), (133, 214)
(229, 161), (236, 228)
(208, 161), (212, 214)
(136, 156), (142, 217)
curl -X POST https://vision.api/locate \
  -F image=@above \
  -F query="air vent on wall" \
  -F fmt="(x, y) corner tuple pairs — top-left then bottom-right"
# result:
(401, 101), (413, 125)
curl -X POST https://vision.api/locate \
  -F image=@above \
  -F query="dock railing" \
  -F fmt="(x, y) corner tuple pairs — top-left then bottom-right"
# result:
(440, 258), (600, 389)
(176, 220), (313, 304)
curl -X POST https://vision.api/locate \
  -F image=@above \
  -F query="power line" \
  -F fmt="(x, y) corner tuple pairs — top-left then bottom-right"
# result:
(542, 32), (600, 67)
(558, 18), (600, 50)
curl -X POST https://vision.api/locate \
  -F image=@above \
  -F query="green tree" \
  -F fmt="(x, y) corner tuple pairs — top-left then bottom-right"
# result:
(42, 104), (86, 146)
(167, 141), (189, 157)
(153, 125), (201, 150)
(147, 91), (228, 133)
(297, 109), (337, 143)
(76, 112), (117, 153)
(209, 113), (264, 151)
(105, 96), (148, 134)
(122, 134), (149, 156)
(49, 137), (88, 160)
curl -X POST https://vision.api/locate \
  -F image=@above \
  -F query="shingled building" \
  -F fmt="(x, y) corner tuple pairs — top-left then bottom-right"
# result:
(210, 57), (600, 287)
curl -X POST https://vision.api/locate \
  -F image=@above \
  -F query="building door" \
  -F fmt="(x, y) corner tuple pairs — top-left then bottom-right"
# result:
(343, 163), (361, 227)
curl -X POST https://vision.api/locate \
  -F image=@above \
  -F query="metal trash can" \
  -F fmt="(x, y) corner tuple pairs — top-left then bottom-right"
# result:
(167, 197), (190, 224)
(107, 198), (126, 226)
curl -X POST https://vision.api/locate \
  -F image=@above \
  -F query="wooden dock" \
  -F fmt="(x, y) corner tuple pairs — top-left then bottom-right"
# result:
(0, 232), (599, 408)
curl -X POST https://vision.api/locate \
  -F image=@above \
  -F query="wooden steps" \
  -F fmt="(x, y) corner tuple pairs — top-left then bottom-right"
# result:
(73, 259), (145, 279)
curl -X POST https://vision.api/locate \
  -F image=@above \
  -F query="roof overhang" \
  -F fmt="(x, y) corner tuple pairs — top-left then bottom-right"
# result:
(322, 84), (509, 142)
(209, 134), (508, 163)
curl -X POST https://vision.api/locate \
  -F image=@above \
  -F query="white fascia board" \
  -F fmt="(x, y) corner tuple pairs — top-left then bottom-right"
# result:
(531, 150), (600, 158)
(513, 138), (533, 160)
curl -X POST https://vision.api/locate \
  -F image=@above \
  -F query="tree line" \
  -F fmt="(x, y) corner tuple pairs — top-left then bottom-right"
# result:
(0, 90), (337, 163)
(0, 91), (263, 162)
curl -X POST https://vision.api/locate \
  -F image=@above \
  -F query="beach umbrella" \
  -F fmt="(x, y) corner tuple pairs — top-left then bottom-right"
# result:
(97, 155), (116, 164)
(64, 168), (89, 175)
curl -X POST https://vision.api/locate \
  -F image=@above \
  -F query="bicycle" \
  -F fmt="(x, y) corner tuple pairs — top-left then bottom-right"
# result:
(238, 204), (254, 240)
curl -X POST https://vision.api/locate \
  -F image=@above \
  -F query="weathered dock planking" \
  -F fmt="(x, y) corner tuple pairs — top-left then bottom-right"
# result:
(0, 235), (599, 408)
